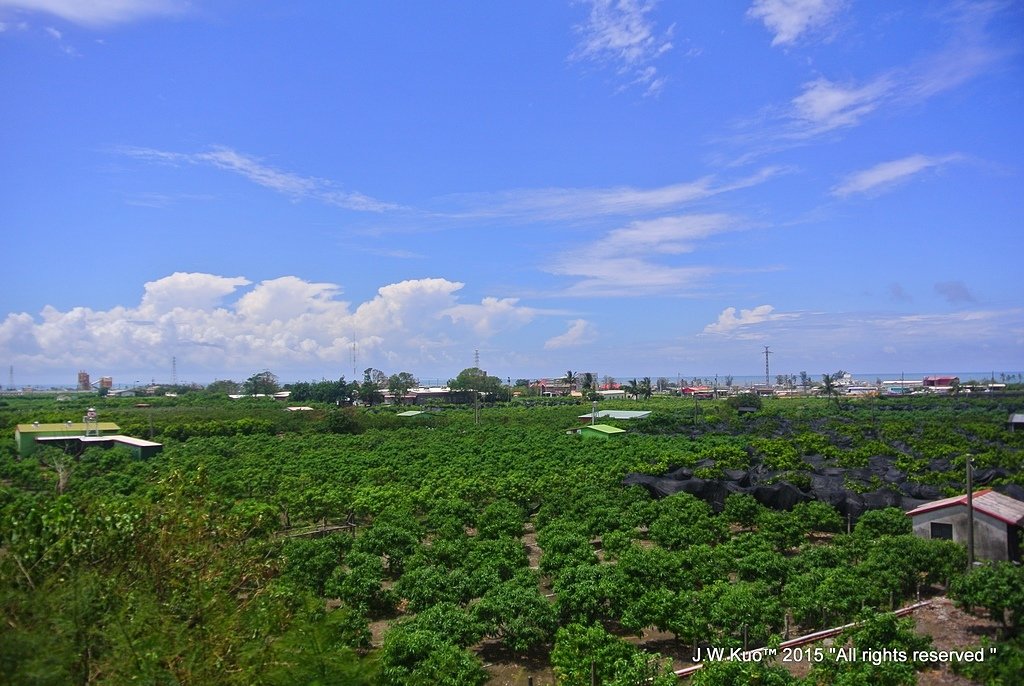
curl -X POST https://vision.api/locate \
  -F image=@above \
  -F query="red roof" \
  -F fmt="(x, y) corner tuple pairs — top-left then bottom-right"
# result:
(906, 489), (1024, 526)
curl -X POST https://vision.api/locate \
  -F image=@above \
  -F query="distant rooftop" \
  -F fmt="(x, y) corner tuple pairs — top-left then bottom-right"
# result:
(578, 410), (651, 420)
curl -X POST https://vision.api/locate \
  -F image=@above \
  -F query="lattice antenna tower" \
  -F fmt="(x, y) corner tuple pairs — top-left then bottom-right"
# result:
(8, 365), (12, 390)
(763, 346), (773, 386)
(172, 356), (177, 386)
(474, 348), (480, 370)
(351, 341), (357, 380)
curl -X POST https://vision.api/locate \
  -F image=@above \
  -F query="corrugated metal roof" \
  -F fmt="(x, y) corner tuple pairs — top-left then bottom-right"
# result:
(17, 422), (120, 432)
(36, 434), (162, 448)
(578, 410), (651, 420)
(906, 489), (1024, 526)
(1008, 413), (1024, 423)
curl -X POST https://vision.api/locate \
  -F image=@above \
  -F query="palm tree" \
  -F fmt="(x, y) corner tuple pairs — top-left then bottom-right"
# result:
(821, 373), (840, 409)
(563, 370), (578, 393)
(581, 372), (595, 392)
(640, 377), (653, 400)
(624, 378), (640, 400)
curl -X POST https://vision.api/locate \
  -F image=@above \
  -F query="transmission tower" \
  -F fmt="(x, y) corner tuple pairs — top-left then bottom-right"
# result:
(763, 346), (772, 386)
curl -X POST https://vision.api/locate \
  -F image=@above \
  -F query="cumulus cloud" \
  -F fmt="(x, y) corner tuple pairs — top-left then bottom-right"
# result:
(544, 319), (595, 350)
(139, 272), (251, 314)
(747, 0), (845, 47)
(0, 273), (550, 380)
(934, 280), (976, 304)
(832, 154), (961, 197)
(703, 304), (799, 335)
(571, 0), (674, 96)
(443, 297), (545, 338)
(0, 0), (186, 26)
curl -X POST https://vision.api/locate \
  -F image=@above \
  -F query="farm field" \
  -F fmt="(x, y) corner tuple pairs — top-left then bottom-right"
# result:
(2, 392), (1022, 685)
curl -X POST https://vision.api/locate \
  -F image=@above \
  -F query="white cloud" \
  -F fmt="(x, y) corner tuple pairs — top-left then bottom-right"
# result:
(544, 319), (595, 349)
(443, 297), (545, 338)
(549, 213), (747, 296)
(571, 0), (674, 96)
(747, 0), (845, 47)
(119, 145), (398, 213)
(139, 272), (251, 314)
(703, 304), (799, 335)
(0, 0), (185, 26)
(601, 213), (738, 255)
(446, 167), (784, 223)
(0, 273), (552, 381)
(832, 154), (961, 197)
(789, 76), (893, 135)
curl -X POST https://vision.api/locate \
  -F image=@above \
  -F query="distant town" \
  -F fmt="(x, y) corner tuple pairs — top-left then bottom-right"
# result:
(4, 366), (1022, 403)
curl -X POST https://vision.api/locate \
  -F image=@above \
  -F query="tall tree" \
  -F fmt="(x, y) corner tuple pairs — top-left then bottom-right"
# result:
(359, 368), (385, 406)
(388, 372), (418, 404)
(243, 370), (279, 396)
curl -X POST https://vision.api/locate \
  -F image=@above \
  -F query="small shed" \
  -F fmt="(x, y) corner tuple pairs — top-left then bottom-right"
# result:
(1008, 413), (1024, 432)
(577, 424), (626, 440)
(906, 489), (1024, 562)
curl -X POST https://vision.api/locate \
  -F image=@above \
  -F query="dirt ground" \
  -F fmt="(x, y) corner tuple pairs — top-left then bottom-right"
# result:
(913, 596), (1002, 686)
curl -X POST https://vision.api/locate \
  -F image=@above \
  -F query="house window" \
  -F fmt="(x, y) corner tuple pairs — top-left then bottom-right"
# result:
(930, 522), (953, 540)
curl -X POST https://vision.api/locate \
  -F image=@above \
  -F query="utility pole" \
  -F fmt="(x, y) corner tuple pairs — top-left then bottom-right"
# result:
(966, 454), (975, 568)
(763, 346), (772, 386)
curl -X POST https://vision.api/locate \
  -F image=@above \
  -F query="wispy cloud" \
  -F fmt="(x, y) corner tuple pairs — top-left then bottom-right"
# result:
(444, 166), (786, 223)
(548, 213), (748, 296)
(544, 319), (596, 349)
(747, 0), (846, 47)
(703, 304), (800, 336)
(888, 282), (911, 302)
(789, 75), (893, 136)
(732, 1), (1015, 149)
(934, 280), (976, 304)
(570, 0), (674, 96)
(832, 153), (961, 197)
(118, 145), (399, 213)
(0, 0), (186, 27)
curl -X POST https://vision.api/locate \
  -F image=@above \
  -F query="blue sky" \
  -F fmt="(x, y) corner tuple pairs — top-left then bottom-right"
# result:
(2, 0), (1022, 386)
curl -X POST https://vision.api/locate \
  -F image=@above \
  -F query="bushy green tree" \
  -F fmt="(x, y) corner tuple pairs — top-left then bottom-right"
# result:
(854, 508), (912, 539)
(551, 623), (673, 686)
(472, 578), (557, 653)
(951, 561), (1024, 635)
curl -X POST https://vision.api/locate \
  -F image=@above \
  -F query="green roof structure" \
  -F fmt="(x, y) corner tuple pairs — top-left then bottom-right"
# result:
(578, 424), (627, 439)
